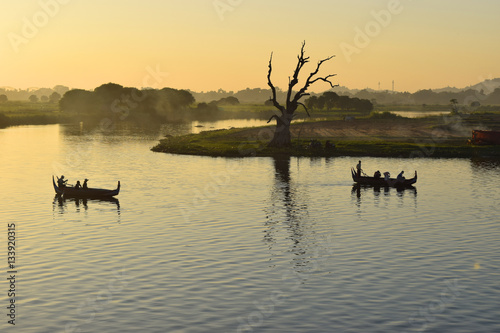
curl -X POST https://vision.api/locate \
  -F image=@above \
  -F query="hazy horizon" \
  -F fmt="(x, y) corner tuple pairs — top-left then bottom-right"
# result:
(1, 78), (499, 95)
(2, 1), (500, 94)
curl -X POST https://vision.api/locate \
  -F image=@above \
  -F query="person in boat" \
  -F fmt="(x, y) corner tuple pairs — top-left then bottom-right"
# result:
(57, 175), (68, 188)
(383, 172), (391, 181)
(397, 171), (405, 182)
(83, 179), (89, 189)
(356, 160), (362, 177)
(75, 180), (82, 189)
(374, 170), (381, 179)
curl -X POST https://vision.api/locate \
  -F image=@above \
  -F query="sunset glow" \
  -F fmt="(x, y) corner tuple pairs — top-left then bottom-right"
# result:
(2, 0), (499, 92)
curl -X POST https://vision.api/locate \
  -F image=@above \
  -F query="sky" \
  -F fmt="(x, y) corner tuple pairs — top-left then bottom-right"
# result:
(1, 0), (500, 93)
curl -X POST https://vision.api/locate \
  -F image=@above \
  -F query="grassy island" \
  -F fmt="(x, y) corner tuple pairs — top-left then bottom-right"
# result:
(152, 112), (500, 159)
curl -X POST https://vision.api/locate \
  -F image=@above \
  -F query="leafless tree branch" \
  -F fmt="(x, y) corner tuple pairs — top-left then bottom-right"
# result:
(267, 114), (285, 125)
(267, 52), (286, 115)
(297, 102), (310, 117)
(293, 56), (337, 103)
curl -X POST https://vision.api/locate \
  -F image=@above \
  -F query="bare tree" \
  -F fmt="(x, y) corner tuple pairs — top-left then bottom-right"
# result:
(267, 41), (337, 147)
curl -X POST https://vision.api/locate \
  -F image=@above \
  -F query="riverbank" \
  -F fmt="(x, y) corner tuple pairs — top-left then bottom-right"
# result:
(0, 102), (70, 128)
(152, 114), (500, 158)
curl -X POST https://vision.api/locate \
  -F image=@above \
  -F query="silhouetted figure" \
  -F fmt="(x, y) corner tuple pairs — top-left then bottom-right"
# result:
(75, 180), (82, 189)
(384, 172), (391, 181)
(356, 160), (362, 177)
(374, 170), (381, 179)
(397, 171), (405, 182)
(57, 175), (68, 188)
(83, 179), (89, 189)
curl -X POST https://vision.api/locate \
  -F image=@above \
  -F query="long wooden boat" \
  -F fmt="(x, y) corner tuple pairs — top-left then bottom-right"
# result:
(53, 176), (120, 198)
(351, 168), (417, 188)
(469, 130), (500, 145)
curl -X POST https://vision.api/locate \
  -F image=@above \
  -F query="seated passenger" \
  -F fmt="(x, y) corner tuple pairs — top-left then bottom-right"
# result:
(374, 170), (381, 179)
(75, 180), (82, 189)
(83, 179), (89, 189)
(397, 171), (405, 182)
(57, 175), (68, 188)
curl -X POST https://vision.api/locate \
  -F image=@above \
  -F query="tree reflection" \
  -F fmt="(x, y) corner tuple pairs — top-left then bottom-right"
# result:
(264, 156), (313, 268)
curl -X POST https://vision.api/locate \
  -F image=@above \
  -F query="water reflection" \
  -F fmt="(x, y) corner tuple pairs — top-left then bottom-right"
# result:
(265, 156), (314, 269)
(53, 195), (120, 215)
(351, 184), (417, 208)
(351, 184), (417, 197)
(470, 158), (500, 171)
(59, 119), (272, 139)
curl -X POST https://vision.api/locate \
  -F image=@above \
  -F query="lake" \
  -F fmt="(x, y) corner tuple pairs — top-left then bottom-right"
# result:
(1, 122), (499, 332)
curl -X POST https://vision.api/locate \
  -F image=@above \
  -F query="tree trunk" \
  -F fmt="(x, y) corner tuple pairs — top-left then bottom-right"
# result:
(268, 114), (292, 147)
(266, 42), (336, 148)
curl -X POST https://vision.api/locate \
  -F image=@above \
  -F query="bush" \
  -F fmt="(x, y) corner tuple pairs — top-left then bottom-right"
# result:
(369, 111), (403, 119)
(0, 113), (10, 128)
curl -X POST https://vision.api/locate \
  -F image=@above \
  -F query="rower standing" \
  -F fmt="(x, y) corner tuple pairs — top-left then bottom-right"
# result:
(356, 160), (362, 177)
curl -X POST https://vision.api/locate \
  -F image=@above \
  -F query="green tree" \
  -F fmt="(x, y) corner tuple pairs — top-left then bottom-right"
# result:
(49, 91), (61, 103)
(0, 113), (9, 128)
(217, 96), (239, 105)
(305, 95), (318, 110)
(0, 94), (7, 103)
(450, 98), (459, 113)
(323, 91), (339, 110)
(29, 95), (39, 102)
(337, 95), (351, 110)
(59, 89), (94, 114)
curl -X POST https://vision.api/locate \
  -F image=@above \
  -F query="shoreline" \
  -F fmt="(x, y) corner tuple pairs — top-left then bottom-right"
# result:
(151, 118), (500, 159)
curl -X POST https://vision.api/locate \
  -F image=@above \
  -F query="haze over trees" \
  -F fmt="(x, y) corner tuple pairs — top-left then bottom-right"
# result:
(59, 83), (195, 123)
(0, 85), (70, 101)
(189, 78), (500, 107)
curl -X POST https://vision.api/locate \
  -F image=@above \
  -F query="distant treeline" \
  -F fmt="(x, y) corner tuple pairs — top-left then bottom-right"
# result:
(0, 85), (69, 101)
(190, 82), (500, 106)
(190, 87), (286, 104)
(0, 113), (9, 128)
(303, 91), (373, 112)
(350, 88), (500, 106)
(59, 83), (195, 123)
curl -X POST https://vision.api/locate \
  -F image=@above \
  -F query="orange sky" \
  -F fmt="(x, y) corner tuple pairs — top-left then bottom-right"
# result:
(1, 0), (499, 93)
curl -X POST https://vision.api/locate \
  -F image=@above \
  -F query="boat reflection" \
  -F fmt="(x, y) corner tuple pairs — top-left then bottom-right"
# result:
(53, 194), (120, 214)
(351, 184), (417, 198)
(470, 158), (500, 171)
(351, 183), (417, 210)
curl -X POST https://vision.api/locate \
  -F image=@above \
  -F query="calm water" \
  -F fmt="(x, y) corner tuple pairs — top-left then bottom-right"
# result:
(390, 111), (448, 118)
(1, 122), (499, 333)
